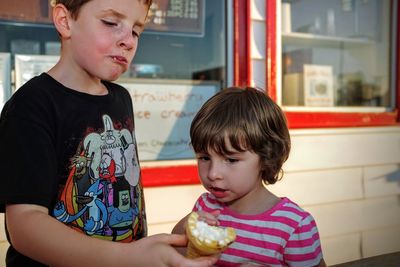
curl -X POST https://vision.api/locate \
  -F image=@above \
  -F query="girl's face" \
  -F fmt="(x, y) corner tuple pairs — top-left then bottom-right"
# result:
(196, 140), (266, 213)
(67, 0), (148, 81)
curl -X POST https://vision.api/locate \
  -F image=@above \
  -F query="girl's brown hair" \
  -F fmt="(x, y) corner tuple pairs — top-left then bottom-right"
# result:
(190, 87), (291, 185)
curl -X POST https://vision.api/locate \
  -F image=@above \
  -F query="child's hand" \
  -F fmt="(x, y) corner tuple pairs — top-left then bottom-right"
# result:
(196, 210), (221, 226)
(131, 233), (218, 267)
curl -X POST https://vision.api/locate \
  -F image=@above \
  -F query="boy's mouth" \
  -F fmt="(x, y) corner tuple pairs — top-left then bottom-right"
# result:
(112, 56), (128, 65)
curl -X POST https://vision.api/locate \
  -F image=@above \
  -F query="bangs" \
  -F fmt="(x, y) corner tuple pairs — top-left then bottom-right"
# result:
(191, 127), (250, 156)
(190, 92), (252, 155)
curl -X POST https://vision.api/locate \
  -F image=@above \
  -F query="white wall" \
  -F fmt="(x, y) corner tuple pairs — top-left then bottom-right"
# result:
(0, 214), (6, 267)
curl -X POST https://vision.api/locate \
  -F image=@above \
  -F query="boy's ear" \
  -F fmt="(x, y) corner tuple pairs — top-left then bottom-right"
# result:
(52, 4), (72, 38)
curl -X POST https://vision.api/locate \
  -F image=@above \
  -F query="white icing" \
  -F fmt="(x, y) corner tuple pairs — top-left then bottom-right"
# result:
(191, 220), (230, 246)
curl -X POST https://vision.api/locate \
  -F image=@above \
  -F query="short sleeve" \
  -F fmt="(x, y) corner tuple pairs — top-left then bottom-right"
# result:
(0, 91), (58, 212)
(284, 213), (323, 267)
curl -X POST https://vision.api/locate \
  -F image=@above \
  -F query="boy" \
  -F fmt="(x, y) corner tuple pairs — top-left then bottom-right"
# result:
(0, 0), (216, 266)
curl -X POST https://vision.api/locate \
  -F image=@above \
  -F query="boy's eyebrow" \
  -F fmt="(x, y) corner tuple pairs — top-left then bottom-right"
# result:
(100, 9), (126, 18)
(100, 9), (146, 28)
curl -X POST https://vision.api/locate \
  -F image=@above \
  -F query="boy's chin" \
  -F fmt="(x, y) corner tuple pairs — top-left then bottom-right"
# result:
(103, 71), (125, 81)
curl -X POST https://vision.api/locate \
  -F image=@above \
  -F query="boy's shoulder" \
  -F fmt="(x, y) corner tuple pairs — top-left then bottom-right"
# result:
(12, 73), (59, 99)
(2, 73), (63, 118)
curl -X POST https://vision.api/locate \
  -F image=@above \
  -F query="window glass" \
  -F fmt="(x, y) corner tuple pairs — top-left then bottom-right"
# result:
(281, 0), (392, 109)
(127, 0), (226, 85)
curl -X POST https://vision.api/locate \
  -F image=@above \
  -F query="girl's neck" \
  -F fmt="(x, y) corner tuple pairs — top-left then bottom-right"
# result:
(226, 186), (280, 215)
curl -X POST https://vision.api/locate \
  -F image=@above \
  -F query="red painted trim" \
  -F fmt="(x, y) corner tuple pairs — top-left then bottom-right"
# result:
(264, 0), (399, 128)
(286, 111), (399, 129)
(234, 0), (251, 87)
(141, 165), (199, 187)
(397, 0), (400, 122)
(265, 0), (277, 100)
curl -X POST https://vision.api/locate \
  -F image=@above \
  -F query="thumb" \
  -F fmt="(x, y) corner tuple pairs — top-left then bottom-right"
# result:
(166, 233), (189, 247)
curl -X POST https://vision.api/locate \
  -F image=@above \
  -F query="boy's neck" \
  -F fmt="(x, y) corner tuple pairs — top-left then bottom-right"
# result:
(47, 63), (109, 96)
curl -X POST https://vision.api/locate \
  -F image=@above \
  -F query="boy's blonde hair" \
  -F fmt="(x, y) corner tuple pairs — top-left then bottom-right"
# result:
(190, 87), (291, 185)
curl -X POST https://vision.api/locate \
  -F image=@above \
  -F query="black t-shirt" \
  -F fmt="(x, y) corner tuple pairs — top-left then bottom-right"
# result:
(0, 73), (147, 266)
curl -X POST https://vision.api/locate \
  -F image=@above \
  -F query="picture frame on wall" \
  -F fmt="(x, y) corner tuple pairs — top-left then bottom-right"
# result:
(303, 64), (334, 107)
(14, 54), (59, 90)
(0, 53), (11, 111)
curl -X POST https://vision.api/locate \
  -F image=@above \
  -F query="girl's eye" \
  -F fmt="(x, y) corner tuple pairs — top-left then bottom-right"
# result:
(226, 158), (238, 163)
(198, 156), (210, 161)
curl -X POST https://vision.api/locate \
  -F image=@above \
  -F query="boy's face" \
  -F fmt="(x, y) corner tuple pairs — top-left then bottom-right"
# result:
(65, 0), (149, 81)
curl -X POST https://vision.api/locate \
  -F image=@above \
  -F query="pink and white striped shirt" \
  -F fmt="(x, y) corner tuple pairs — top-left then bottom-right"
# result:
(193, 193), (323, 267)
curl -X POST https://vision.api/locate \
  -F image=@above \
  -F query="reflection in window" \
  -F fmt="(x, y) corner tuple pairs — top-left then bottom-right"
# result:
(281, 0), (392, 108)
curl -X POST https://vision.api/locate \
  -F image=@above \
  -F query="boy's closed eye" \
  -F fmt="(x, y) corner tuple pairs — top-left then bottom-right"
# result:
(101, 19), (118, 26)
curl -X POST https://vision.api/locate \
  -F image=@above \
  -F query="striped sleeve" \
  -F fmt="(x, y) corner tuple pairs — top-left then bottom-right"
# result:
(193, 192), (224, 212)
(283, 211), (323, 266)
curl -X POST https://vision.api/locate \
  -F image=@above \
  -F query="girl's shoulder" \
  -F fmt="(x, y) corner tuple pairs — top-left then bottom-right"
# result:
(194, 192), (225, 212)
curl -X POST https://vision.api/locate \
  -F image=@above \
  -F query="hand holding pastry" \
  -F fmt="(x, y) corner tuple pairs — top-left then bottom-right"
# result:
(185, 211), (236, 259)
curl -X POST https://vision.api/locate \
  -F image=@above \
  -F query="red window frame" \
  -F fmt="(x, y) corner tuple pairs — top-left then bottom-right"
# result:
(141, 0), (251, 187)
(266, 0), (400, 128)
(142, 0), (400, 187)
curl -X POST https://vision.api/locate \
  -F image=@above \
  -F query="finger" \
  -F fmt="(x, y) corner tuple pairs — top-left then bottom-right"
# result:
(179, 256), (218, 267)
(210, 209), (221, 217)
(197, 211), (220, 226)
(165, 233), (189, 247)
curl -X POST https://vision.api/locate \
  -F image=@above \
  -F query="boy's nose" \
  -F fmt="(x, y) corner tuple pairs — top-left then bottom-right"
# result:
(118, 31), (137, 51)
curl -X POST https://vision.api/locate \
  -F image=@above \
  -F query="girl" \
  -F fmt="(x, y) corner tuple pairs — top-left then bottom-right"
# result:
(173, 87), (326, 267)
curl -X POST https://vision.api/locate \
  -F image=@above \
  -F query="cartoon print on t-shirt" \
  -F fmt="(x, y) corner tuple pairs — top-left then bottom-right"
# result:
(53, 114), (146, 241)
(85, 114), (140, 186)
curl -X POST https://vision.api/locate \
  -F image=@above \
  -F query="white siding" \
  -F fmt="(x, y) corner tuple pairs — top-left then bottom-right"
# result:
(0, 213), (6, 267)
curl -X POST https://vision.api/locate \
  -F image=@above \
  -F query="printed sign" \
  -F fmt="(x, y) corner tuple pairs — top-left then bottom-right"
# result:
(14, 54), (59, 90)
(146, 0), (205, 36)
(121, 81), (218, 160)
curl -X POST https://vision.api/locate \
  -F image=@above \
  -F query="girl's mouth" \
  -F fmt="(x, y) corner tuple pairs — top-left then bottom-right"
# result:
(210, 186), (228, 198)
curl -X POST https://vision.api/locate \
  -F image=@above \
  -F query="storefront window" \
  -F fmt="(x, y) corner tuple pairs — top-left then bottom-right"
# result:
(281, 0), (394, 111)
(0, 0), (229, 161)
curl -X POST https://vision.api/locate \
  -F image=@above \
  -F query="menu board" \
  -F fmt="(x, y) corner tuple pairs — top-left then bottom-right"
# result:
(14, 54), (59, 90)
(121, 80), (218, 160)
(0, 53), (11, 111)
(0, 0), (52, 23)
(146, 0), (205, 36)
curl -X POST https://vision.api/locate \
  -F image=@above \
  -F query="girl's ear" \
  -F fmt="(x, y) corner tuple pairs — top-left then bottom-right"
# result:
(52, 4), (72, 38)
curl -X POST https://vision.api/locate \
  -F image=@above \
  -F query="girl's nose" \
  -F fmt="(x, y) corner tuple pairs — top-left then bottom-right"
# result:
(207, 161), (222, 181)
